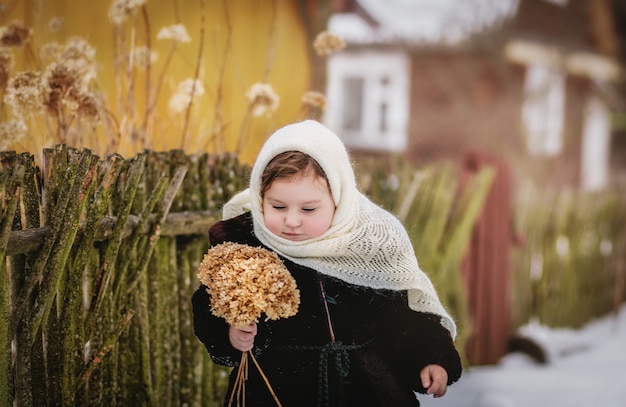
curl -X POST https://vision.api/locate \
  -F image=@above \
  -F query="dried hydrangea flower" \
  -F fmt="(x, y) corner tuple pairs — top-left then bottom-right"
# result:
(168, 78), (204, 114)
(0, 119), (27, 150)
(109, 0), (147, 26)
(4, 71), (44, 116)
(0, 21), (32, 48)
(197, 242), (300, 328)
(246, 83), (280, 117)
(157, 24), (192, 43)
(301, 91), (327, 111)
(313, 31), (346, 56)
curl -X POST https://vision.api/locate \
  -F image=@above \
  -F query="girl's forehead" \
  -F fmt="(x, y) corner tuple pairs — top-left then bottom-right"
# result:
(273, 169), (326, 186)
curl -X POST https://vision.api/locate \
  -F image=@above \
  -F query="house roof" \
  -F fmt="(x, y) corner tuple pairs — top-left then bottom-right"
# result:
(504, 0), (623, 81)
(329, 0), (519, 46)
(329, 0), (623, 81)
(510, 0), (597, 53)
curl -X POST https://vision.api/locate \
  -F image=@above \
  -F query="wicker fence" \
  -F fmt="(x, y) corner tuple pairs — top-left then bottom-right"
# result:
(511, 181), (626, 329)
(1, 145), (498, 406)
(0, 146), (248, 406)
(3, 145), (622, 405)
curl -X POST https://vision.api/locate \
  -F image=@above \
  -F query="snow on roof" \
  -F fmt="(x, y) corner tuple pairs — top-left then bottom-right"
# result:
(329, 0), (519, 46)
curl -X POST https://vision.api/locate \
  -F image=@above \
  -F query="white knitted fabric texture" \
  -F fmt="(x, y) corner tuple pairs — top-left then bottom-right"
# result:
(223, 120), (456, 337)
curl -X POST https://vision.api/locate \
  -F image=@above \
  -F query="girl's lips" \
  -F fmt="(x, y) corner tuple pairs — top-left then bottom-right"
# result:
(283, 232), (304, 240)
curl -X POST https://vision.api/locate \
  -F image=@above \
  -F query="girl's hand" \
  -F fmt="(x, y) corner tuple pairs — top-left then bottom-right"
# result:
(228, 323), (257, 352)
(420, 364), (449, 398)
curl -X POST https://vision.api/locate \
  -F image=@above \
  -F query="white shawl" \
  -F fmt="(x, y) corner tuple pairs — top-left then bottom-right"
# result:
(223, 120), (456, 337)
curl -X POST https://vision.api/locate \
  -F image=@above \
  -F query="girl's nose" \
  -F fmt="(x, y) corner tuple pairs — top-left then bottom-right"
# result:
(284, 211), (300, 227)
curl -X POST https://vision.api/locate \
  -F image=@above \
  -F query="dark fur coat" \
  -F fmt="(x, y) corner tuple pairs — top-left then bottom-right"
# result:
(192, 213), (462, 406)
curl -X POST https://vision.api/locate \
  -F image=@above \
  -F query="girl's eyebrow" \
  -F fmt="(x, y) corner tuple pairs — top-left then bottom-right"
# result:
(301, 199), (322, 205)
(265, 197), (321, 205)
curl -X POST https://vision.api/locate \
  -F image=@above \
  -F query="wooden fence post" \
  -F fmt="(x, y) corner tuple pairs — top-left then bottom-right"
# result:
(0, 152), (25, 406)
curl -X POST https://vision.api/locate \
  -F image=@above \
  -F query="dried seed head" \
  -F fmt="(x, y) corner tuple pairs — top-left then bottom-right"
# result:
(43, 62), (80, 113)
(157, 24), (192, 43)
(313, 31), (346, 56)
(39, 42), (64, 64)
(301, 91), (327, 111)
(109, 0), (147, 26)
(132, 46), (157, 71)
(168, 78), (204, 114)
(0, 119), (27, 150)
(48, 17), (65, 33)
(4, 71), (44, 116)
(0, 21), (32, 48)
(246, 83), (280, 117)
(69, 89), (100, 121)
(61, 37), (97, 85)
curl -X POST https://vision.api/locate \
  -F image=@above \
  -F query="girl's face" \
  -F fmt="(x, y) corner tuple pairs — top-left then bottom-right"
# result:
(262, 170), (335, 241)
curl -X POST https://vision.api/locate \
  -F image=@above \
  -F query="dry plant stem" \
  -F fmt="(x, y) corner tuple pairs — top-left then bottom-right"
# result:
(210, 0), (233, 154)
(262, 0), (278, 82)
(235, 0), (276, 155)
(249, 351), (283, 407)
(228, 351), (283, 407)
(235, 109), (252, 154)
(228, 352), (247, 407)
(140, 5), (152, 141)
(24, 41), (40, 70)
(244, 356), (248, 405)
(124, 26), (137, 146)
(145, 42), (176, 127)
(112, 25), (125, 128)
(180, 3), (206, 150)
(53, 105), (71, 144)
(103, 108), (122, 154)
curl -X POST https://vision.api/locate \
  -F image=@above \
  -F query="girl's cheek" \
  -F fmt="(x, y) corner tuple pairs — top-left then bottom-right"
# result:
(263, 212), (281, 234)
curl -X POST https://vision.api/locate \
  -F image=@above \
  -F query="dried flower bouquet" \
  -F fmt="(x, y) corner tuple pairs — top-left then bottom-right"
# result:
(197, 242), (300, 406)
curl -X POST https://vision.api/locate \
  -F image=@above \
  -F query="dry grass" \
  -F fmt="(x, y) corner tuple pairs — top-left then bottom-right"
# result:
(0, 1), (342, 163)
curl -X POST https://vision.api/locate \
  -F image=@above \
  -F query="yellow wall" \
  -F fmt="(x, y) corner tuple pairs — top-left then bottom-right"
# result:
(3, 0), (313, 163)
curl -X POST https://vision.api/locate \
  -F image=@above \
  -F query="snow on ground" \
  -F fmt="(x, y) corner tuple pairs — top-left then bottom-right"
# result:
(417, 304), (626, 407)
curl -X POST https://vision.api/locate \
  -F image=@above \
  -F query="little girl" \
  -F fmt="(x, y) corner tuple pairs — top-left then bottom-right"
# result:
(192, 120), (462, 406)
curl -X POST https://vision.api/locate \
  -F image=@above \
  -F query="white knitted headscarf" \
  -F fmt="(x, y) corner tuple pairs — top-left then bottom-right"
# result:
(223, 120), (456, 337)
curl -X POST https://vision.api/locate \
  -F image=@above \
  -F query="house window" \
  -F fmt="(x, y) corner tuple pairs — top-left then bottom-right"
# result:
(324, 51), (410, 152)
(522, 64), (565, 156)
(580, 96), (610, 191)
(379, 76), (389, 133)
(342, 77), (364, 131)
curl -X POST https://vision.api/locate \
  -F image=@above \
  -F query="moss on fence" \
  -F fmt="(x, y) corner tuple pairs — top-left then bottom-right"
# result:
(0, 146), (248, 406)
